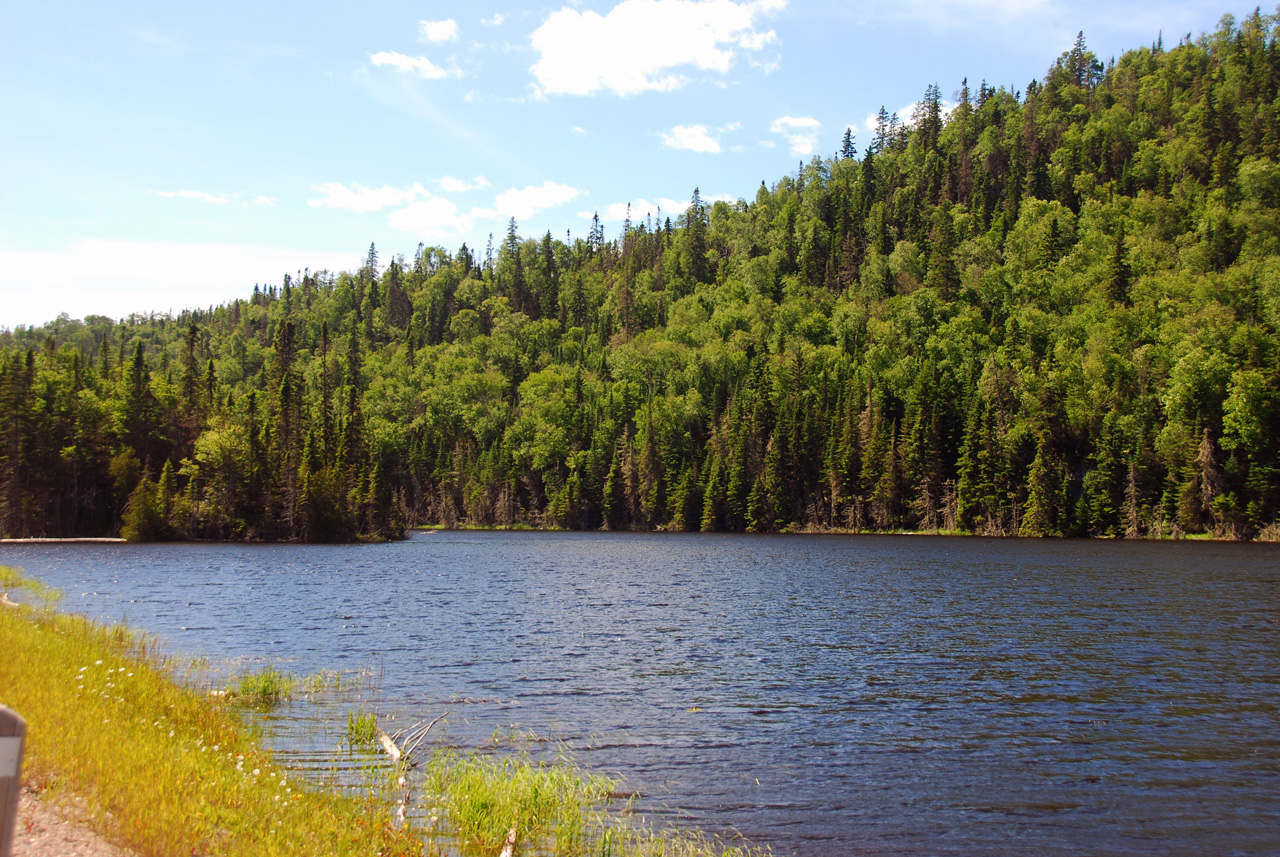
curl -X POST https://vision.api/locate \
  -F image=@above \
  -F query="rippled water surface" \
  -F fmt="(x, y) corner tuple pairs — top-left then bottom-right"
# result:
(4, 532), (1279, 855)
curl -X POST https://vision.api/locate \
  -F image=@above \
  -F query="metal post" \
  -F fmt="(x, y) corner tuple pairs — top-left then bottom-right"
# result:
(0, 706), (25, 857)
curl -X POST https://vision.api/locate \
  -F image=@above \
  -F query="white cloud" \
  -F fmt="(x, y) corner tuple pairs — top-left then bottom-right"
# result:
(419, 19), (459, 43)
(661, 124), (721, 153)
(0, 240), (355, 328)
(308, 182), (430, 213)
(380, 181), (581, 238)
(493, 181), (581, 220)
(530, 0), (785, 97)
(251, 196), (277, 206)
(481, 13), (506, 26)
(388, 198), (467, 237)
(440, 175), (491, 193)
(571, 126), (587, 135)
(770, 115), (820, 155)
(580, 200), (661, 222)
(370, 51), (450, 79)
(155, 190), (231, 204)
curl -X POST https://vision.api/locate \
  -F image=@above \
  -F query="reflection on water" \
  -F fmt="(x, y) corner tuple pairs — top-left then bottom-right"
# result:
(4, 532), (1278, 856)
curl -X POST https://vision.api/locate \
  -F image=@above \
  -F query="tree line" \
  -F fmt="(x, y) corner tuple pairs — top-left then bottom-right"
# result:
(2, 15), (1278, 541)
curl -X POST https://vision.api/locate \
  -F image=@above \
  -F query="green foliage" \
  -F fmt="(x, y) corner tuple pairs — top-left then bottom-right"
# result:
(2, 14), (1279, 540)
(346, 710), (378, 745)
(227, 665), (299, 708)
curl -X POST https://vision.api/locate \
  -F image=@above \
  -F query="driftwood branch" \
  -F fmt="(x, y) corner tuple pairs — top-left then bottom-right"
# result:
(374, 711), (448, 827)
(397, 711), (448, 760)
(376, 729), (401, 764)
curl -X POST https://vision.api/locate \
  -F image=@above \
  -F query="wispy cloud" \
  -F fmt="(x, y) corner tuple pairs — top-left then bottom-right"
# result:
(661, 124), (722, 153)
(419, 19), (460, 43)
(155, 190), (231, 204)
(530, 0), (786, 97)
(384, 181), (583, 239)
(494, 181), (582, 220)
(308, 182), (431, 212)
(770, 115), (820, 155)
(660, 121), (741, 153)
(481, 13), (506, 27)
(388, 198), (466, 237)
(440, 175), (491, 193)
(370, 50), (452, 79)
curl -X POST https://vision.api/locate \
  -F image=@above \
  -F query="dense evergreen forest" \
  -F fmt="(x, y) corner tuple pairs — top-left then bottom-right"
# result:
(3, 16), (1280, 542)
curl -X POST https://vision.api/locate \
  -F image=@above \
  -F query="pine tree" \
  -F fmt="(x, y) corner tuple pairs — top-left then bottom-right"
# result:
(1106, 222), (1131, 304)
(840, 127), (857, 160)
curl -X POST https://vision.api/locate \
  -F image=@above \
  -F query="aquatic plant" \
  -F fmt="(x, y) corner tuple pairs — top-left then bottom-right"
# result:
(346, 710), (378, 745)
(227, 665), (299, 707)
(420, 746), (771, 857)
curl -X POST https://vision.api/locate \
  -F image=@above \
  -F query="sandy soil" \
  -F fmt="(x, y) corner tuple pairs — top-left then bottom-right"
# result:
(12, 786), (135, 857)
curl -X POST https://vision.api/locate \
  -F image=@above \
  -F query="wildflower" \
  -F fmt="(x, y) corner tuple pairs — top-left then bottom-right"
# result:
(95, 659), (103, 665)
(253, 768), (260, 776)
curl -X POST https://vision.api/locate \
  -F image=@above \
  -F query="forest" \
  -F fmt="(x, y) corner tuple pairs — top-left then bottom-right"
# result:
(2, 14), (1278, 542)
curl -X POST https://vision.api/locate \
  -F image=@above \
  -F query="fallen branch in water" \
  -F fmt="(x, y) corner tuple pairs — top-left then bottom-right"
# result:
(394, 711), (448, 763)
(375, 711), (449, 826)
(376, 729), (402, 764)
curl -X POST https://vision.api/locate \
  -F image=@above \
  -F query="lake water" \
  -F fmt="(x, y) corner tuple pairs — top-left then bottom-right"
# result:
(3, 532), (1278, 855)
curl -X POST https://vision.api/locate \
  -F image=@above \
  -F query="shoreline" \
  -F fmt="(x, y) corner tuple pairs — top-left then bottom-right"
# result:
(2, 528), (1276, 545)
(1, 538), (126, 544)
(0, 574), (425, 857)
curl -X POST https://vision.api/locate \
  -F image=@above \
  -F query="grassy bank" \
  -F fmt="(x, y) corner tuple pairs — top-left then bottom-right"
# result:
(1, 565), (767, 857)
(0, 566), (422, 857)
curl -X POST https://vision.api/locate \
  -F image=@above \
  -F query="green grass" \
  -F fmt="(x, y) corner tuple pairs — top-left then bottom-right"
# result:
(226, 665), (300, 707)
(420, 747), (770, 857)
(0, 565), (422, 857)
(423, 748), (614, 854)
(346, 710), (378, 745)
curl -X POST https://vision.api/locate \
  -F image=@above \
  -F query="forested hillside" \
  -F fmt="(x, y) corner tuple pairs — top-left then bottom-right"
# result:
(3, 15), (1279, 541)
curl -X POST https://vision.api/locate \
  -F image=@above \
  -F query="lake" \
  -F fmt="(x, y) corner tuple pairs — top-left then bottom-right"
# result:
(3, 532), (1278, 855)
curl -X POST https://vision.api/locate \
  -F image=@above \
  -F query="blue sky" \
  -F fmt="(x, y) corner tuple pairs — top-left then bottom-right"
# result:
(0, 0), (1232, 326)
